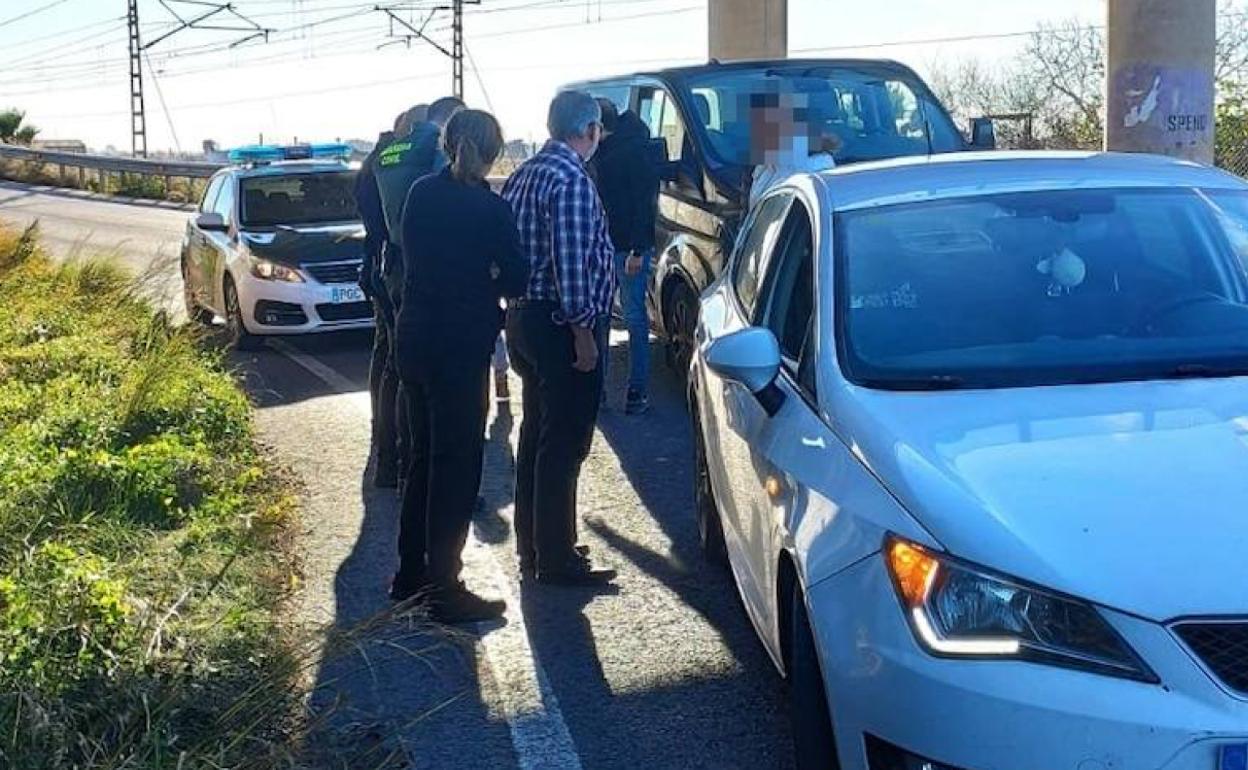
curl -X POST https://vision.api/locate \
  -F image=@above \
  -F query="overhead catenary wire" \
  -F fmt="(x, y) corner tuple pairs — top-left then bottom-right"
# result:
(143, 51), (183, 153)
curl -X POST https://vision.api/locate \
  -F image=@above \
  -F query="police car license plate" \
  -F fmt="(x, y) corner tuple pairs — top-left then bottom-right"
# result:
(1221, 745), (1248, 770)
(329, 286), (364, 304)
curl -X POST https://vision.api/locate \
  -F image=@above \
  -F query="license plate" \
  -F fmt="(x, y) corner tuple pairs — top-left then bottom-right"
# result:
(1221, 745), (1248, 770)
(329, 285), (364, 304)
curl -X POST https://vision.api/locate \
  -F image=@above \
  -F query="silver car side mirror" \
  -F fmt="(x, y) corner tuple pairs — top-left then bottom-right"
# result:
(705, 327), (782, 394)
(196, 212), (228, 232)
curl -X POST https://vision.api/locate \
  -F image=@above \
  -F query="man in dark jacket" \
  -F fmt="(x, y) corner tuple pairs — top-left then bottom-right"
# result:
(591, 99), (661, 414)
(372, 95), (464, 490)
(357, 107), (418, 488)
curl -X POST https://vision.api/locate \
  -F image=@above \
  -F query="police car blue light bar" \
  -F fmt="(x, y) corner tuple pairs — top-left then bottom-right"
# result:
(227, 143), (352, 165)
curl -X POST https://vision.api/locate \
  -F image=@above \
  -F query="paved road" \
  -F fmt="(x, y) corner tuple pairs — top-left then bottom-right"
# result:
(0, 180), (190, 272)
(2, 182), (795, 769)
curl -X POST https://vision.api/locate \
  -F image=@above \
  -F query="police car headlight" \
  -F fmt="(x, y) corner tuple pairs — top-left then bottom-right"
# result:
(249, 257), (304, 283)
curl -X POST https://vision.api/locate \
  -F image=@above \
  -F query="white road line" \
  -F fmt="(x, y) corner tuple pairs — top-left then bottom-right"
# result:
(269, 339), (361, 393)
(271, 342), (584, 770)
(462, 534), (584, 770)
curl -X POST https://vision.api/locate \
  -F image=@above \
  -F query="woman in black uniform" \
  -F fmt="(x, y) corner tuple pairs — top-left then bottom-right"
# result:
(391, 109), (529, 622)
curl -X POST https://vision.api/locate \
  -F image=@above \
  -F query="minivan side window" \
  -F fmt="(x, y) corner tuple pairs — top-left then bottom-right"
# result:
(756, 202), (815, 363)
(638, 87), (684, 162)
(732, 194), (791, 316)
(590, 83), (632, 113)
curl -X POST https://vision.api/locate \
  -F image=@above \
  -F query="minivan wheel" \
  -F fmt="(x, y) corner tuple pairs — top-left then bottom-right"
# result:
(790, 583), (840, 770)
(666, 283), (698, 379)
(691, 403), (728, 566)
(223, 276), (262, 351)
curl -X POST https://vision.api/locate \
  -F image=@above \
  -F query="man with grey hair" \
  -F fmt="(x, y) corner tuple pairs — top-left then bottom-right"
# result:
(503, 90), (617, 587)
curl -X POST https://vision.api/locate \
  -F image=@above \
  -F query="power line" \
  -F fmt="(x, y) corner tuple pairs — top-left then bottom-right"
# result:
(144, 52), (183, 153)
(0, 0), (71, 30)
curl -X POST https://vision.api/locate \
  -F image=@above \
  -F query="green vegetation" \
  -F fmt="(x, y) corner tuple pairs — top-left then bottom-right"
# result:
(0, 224), (302, 768)
(0, 108), (38, 145)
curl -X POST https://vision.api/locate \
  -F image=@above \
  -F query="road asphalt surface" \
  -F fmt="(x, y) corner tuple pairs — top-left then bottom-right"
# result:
(0, 182), (796, 769)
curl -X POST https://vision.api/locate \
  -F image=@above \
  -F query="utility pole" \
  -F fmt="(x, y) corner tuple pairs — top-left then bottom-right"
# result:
(124, 1), (272, 158)
(709, 0), (786, 61)
(127, 0), (147, 157)
(452, 0), (464, 101)
(1105, 0), (1216, 163)
(376, 2), (479, 101)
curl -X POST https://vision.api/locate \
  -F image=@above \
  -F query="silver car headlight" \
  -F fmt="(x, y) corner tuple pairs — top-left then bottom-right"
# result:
(249, 256), (304, 283)
(885, 536), (1157, 682)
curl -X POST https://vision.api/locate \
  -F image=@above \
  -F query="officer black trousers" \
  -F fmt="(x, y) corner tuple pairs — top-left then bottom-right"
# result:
(393, 351), (490, 590)
(369, 298), (400, 477)
(506, 303), (604, 573)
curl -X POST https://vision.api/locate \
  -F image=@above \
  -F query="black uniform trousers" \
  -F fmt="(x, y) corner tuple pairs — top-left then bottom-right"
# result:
(506, 302), (605, 573)
(369, 290), (400, 475)
(393, 346), (491, 590)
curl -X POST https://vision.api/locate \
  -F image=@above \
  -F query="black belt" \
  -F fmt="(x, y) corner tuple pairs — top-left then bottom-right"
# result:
(509, 298), (559, 309)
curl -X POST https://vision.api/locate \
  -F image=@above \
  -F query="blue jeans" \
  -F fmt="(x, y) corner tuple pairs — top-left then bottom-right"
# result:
(604, 248), (652, 395)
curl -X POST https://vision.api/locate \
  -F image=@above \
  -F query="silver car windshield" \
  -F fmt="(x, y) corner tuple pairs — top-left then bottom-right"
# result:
(836, 187), (1248, 389)
(240, 171), (358, 229)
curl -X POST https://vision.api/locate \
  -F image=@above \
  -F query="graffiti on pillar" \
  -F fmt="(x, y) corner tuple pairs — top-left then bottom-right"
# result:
(1111, 65), (1213, 155)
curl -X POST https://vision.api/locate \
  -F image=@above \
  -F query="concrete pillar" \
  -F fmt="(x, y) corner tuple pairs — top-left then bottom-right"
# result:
(1106, 0), (1216, 163)
(709, 0), (786, 61)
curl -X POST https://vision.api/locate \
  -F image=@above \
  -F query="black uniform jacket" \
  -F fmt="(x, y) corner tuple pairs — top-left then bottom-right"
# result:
(396, 168), (530, 366)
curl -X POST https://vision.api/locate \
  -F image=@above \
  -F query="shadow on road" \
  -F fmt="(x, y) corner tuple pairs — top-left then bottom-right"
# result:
(229, 329), (374, 408)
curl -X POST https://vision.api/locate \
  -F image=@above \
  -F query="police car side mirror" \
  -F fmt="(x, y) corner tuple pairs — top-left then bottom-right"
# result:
(196, 212), (228, 232)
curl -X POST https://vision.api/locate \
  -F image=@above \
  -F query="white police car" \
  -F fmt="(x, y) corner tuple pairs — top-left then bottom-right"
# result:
(181, 143), (371, 348)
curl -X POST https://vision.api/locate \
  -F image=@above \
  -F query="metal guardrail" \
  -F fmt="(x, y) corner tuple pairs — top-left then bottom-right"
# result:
(0, 143), (224, 179)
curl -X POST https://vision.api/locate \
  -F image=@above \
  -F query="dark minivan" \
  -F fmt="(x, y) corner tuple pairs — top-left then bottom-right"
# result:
(568, 58), (991, 372)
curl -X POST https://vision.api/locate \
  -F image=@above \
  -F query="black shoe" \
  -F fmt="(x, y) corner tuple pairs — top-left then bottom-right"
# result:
(624, 389), (650, 415)
(520, 545), (588, 577)
(537, 558), (617, 587)
(389, 574), (428, 602)
(431, 585), (506, 623)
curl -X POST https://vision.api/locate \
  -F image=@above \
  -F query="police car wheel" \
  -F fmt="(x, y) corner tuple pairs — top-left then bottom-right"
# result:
(223, 276), (262, 351)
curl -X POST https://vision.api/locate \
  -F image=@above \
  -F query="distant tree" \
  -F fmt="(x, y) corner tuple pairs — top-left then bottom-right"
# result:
(930, 1), (1248, 153)
(1216, 83), (1248, 172)
(0, 109), (39, 146)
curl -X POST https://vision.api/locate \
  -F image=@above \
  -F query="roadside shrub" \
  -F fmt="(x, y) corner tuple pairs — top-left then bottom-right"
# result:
(0, 224), (302, 769)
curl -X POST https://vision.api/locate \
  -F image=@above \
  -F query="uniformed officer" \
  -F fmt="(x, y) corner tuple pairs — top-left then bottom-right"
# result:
(373, 95), (465, 490)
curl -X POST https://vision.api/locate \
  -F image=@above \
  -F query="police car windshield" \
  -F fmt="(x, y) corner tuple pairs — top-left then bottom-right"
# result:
(684, 66), (963, 166)
(240, 171), (357, 229)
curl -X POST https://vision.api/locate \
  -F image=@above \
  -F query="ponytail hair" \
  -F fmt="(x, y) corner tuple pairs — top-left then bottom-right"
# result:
(444, 109), (504, 185)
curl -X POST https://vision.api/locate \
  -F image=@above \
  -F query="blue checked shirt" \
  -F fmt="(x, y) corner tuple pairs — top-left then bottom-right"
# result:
(502, 140), (615, 328)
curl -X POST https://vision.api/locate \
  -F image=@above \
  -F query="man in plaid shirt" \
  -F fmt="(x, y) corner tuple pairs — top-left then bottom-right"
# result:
(503, 91), (618, 587)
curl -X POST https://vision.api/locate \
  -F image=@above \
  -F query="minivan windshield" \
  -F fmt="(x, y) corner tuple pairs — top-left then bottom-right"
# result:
(838, 188), (1248, 389)
(240, 171), (358, 228)
(685, 65), (964, 166)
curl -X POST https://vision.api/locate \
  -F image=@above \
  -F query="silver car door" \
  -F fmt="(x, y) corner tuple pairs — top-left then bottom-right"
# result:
(731, 198), (830, 649)
(709, 192), (794, 624)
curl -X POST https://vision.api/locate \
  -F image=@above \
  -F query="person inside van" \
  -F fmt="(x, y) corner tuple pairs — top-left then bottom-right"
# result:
(747, 89), (838, 209)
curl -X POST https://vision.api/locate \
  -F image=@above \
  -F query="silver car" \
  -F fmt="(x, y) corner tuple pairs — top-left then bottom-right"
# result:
(689, 152), (1248, 770)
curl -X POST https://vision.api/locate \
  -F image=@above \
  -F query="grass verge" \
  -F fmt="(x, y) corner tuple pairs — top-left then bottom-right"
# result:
(0, 223), (302, 768)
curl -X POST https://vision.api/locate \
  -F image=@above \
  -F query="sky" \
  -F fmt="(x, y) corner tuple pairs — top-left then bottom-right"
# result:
(0, 0), (1105, 154)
